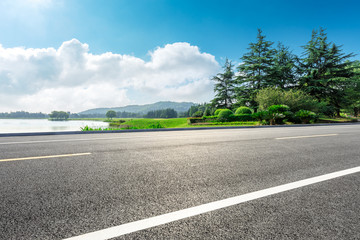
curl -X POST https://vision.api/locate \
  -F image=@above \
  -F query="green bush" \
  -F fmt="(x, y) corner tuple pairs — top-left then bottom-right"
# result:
(268, 104), (290, 113)
(231, 114), (253, 121)
(202, 116), (218, 122)
(214, 109), (226, 116)
(235, 106), (252, 115)
(255, 87), (319, 112)
(252, 111), (268, 121)
(187, 117), (203, 124)
(317, 102), (336, 117)
(295, 110), (318, 124)
(147, 123), (164, 129)
(267, 105), (291, 125)
(251, 105), (291, 125)
(217, 109), (233, 122)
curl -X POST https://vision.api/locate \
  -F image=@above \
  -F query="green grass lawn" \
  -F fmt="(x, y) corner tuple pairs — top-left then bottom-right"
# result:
(79, 118), (263, 131)
(118, 118), (189, 128)
(318, 117), (358, 123)
(78, 116), (358, 131)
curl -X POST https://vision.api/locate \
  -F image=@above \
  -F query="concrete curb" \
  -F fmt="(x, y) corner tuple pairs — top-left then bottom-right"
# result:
(0, 122), (359, 137)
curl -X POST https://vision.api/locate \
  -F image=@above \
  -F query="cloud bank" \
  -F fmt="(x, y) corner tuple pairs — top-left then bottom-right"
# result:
(0, 40), (219, 113)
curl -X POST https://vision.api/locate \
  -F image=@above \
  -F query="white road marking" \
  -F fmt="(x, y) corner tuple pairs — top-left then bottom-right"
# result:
(64, 165), (360, 240)
(0, 153), (91, 162)
(275, 134), (338, 140)
(0, 130), (266, 145)
(0, 136), (148, 145)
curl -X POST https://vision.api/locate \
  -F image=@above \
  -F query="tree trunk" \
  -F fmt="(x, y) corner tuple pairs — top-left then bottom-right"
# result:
(336, 108), (341, 118)
(354, 107), (359, 117)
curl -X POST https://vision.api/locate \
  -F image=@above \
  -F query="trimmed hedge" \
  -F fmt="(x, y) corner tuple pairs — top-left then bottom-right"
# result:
(235, 107), (252, 115)
(217, 109), (233, 122)
(187, 117), (203, 124)
(214, 109), (226, 116)
(231, 114), (253, 121)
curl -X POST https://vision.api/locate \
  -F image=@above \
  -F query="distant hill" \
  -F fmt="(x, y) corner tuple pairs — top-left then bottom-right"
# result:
(78, 101), (196, 115)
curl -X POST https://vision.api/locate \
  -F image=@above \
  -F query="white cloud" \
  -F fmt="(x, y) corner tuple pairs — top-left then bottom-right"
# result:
(0, 40), (219, 113)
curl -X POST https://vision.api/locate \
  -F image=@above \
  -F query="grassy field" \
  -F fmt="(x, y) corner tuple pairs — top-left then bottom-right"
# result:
(121, 118), (189, 128)
(78, 118), (262, 131)
(76, 116), (358, 131)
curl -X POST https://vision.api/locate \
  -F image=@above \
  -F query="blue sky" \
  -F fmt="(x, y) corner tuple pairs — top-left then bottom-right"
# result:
(0, 0), (359, 112)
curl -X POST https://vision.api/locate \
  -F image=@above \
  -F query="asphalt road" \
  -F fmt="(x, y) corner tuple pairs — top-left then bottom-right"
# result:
(0, 125), (359, 239)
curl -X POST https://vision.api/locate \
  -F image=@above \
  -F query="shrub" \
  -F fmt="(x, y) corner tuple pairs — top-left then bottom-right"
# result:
(266, 105), (291, 125)
(147, 123), (163, 129)
(252, 105), (291, 125)
(187, 117), (203, 124)
(255, 87), (319, 112)
(252, 111), (268, 121)
(217, 109), (233, 122)
(214, 109), (227, 116)
(231, 114), (253, 121)
(267, 104), (290, 113)
(317, 102), (336, 117)
(202, 116), (218, 122)
(295, 110), (318, 124)
(235, 106), (252, 115)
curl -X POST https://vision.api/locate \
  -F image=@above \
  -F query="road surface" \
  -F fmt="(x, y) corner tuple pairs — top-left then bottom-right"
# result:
(0, 125), (359, 239)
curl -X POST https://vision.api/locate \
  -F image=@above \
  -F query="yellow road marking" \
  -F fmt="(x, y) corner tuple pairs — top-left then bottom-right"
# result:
(0, 153), (92, 162)
(275, 134), (338, 140)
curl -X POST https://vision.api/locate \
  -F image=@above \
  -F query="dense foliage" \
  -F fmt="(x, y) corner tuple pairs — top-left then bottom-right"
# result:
(144, 108), (178, 118)
(217, 109), (233, 122)
(236, 29), (276, 110)
(235, 106), (252, 115)
(0, 111), (48, 119)
(211, 28), (360, 117)
(106, 110), (116, 119)
(255, 87), (319, 112)
(211, 58), (236, 108)
(49, 111), (69, 120)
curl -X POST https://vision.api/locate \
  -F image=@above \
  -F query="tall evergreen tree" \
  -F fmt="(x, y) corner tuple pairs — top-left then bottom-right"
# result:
(343, 61), (360, 116)
(211, 58), (236, 108)
(236, 29), (276, 111)
(272, 43), (298, 89)
(299, 28), (356, 116)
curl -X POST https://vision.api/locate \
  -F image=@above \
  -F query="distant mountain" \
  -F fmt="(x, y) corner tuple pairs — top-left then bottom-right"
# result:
(78, 101), (196, 115)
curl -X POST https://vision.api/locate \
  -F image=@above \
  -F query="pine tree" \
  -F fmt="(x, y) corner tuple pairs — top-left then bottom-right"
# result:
(211, 58), (236, 108)
(272, 43), (298, 89)
(299, 28), (356, 116)
(343, 61), (360, 116)
(236, 29), (276, 111)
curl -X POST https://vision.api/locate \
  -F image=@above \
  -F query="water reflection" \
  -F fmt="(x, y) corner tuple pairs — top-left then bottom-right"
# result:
(0, 119), (109, 133)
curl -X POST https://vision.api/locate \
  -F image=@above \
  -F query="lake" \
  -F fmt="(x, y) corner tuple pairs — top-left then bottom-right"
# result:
(0, 119), (109, 133)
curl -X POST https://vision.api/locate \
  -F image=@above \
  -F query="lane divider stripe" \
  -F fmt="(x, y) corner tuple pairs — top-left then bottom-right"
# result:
(275, 134), (338, 140)
(0, 153), (91, 162)
(64, 165), (360, 240)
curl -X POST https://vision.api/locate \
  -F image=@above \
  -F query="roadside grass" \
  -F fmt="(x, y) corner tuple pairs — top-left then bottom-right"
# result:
(123, 118), (188, 128)
(69, 118), (125, 122)
(79, 116), (358, 131)
(318, 117), (358, 123)
(189, 121), (259, 127)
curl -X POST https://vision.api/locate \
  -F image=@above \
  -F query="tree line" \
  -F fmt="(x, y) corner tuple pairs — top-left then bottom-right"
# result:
(211, 28), (360, 117)
(0, 111), (48, 119)
(49, 111), (70, 120)
(105, 108), (179, 119)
